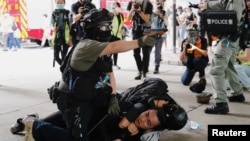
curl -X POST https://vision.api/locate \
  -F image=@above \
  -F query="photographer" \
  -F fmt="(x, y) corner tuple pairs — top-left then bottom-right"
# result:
(151, 4), (167, 74)
(196, 0), (246, 114)
(127, 0), (153, 80)
(179, 24), (208, 91)
(71, 0), (96, 45)
(71, 0), (96, 22)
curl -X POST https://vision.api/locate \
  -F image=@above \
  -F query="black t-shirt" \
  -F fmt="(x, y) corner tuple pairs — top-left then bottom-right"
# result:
(71, 1), (96, 15)
(127, 1), (153, 37)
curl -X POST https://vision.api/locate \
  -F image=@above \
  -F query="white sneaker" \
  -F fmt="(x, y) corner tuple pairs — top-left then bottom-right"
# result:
(114, 65), (121, 69)
(10, 113), (39, 134)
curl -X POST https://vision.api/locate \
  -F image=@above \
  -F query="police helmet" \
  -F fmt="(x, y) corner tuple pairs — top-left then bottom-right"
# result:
(156, 104), (188, 130)
(83, 8), (113, 30)
(82, 8), (113, 41)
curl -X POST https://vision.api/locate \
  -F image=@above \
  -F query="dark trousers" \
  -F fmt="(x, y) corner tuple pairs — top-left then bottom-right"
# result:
(154, 37), (164, 67)
(32, 112), (72, 141)
(112, 53), (118, 66)
(181, 57), (208, 85)
(133, 36), (153, 73)
(32, 101), (93, 141)
(54, 43), (69, 65)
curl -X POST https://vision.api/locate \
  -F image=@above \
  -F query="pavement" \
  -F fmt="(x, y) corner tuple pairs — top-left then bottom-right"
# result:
(0, 43), (249, 141)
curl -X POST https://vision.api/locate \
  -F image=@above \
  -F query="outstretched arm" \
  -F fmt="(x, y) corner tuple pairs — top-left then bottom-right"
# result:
(100, 35), (156, 56)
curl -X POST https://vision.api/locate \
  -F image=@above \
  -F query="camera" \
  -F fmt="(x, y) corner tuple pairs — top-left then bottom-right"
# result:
(80, 6), (90, 14)
(186, 43), (191, 49)
(134, 4), (140, 9)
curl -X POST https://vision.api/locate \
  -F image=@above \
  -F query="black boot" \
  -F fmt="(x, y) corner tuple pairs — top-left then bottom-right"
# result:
(228, 94), (245, 102)
(153, 66), (159, 74)
(189, 78), (206, 93)
(204, 103), (229, 114)
(134, 72), (142, 80)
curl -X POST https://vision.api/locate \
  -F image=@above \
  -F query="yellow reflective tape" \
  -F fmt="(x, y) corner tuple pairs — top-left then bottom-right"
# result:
(15, 4), (19, 10)
(19, 0), (28, 38)
(8, 5), (11, 10)
(0, 0), (6, 14)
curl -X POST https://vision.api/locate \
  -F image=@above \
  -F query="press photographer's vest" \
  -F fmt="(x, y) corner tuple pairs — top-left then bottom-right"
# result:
(132, 1), (152, 37)
(111, 14), (124, 39)
(238, 50), (250, 66)
(51, 9), (70, 45)
(132, 12), (145, 35)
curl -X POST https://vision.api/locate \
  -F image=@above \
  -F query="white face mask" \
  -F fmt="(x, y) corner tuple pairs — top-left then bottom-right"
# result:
(115, 7), (121, 13)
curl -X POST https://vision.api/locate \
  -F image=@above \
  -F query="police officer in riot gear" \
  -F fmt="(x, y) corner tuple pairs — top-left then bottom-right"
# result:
(20, 8), (157, 141)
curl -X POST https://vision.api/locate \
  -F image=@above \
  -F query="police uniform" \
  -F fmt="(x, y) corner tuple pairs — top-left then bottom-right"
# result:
(205, 0), (246, 114)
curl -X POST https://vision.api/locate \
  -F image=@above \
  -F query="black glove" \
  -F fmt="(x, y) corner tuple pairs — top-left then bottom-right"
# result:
(47, 81), (60, 103)
(108, 95), (120, 116)
(188, 2), (199, 9)
(138, 35), (156, 47)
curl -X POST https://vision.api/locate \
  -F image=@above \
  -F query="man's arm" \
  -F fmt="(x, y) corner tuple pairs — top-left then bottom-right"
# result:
(100, 34), (157, 56)
(198, 0), (227, 10)
(187, 42), (208, 57)
(73, 7), (84, 22)
(106, 72), (117, 94)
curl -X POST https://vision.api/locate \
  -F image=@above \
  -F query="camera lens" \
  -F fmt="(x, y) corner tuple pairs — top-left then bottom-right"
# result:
(134, 4), (139, 9)
(186, 44), (191, 49)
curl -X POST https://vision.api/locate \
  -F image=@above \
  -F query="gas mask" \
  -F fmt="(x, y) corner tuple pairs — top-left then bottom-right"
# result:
(187, 30), (199, 45)
(95, 23), (112, 42)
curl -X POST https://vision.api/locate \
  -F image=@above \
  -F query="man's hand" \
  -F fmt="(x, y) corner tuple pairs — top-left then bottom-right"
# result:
(78, 7), (84, 15)
(138, 35), (156, 47)
(127, 123), (139, 136)
(187, 43), (197, 51)
(188, 2), (199, 9)
(119, 117), (131, 129)
(108, 95), (120, 116)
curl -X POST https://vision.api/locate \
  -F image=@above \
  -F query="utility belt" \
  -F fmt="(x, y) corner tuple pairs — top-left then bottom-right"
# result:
(51, 77), (112, 111)
(50, 77), (111, 140)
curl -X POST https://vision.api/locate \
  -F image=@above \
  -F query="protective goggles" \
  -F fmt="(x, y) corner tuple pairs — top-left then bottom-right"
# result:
(98, 24), (112, 31)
